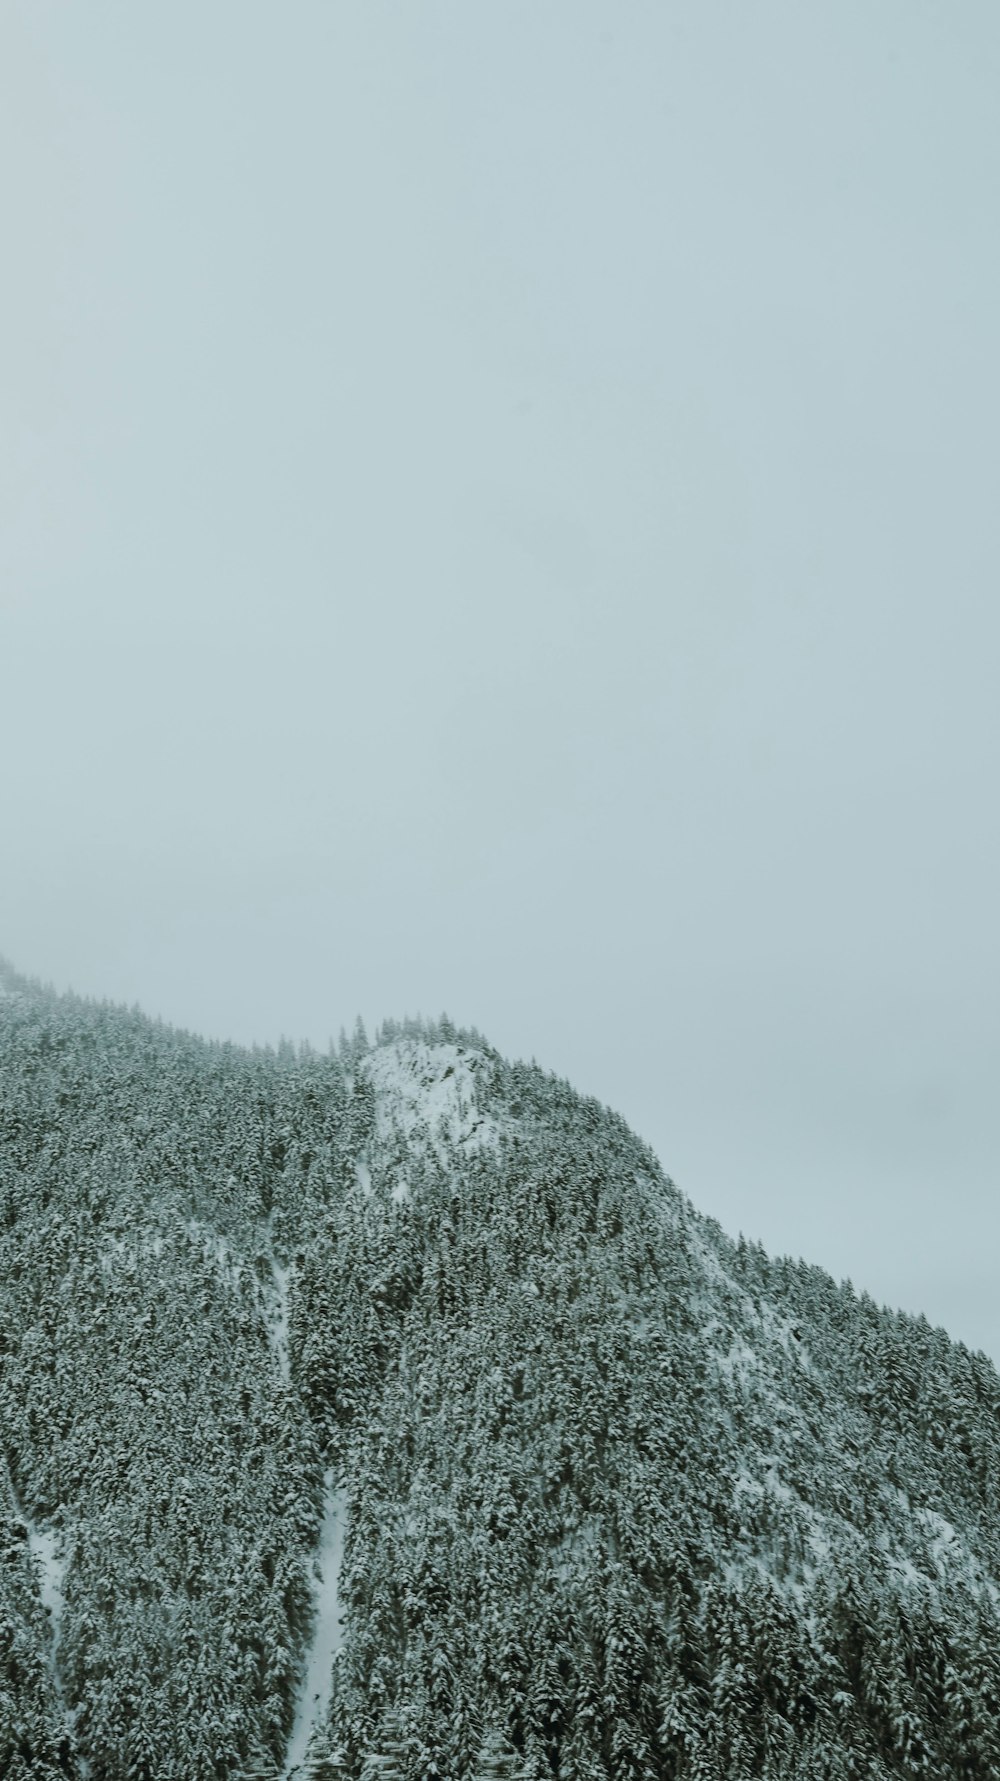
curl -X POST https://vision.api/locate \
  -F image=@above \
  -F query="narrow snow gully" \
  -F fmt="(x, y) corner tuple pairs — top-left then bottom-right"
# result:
(283, 1470), (347, 1777)
(262, 1213), (292, 1388)
(28, 1522), (66, 1645)
(3, 1457), (79, 1765)
(25, 1512), (89, 1773)
(269, 1257), (292, 1387)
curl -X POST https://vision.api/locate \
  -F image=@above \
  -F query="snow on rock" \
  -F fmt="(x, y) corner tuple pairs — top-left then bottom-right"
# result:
(284, 1471), (347, 1777)
(365, 1039), (500, 1162)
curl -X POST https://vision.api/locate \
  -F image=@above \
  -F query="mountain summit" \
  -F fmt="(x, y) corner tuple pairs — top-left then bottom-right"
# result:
(2, 966), (999, 1779)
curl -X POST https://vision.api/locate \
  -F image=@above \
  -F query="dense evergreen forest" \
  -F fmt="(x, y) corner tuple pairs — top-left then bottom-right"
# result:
(2, 960), (1000, 1780)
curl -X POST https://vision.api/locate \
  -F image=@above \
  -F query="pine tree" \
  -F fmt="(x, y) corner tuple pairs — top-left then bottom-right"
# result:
(361, 1706), (407, 1781)
(474, 1726), (520, 1779)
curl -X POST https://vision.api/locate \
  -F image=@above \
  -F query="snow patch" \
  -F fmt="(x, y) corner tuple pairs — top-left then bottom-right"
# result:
(269, 1259), (292, 1386)
(716, 1339), (758, 1382)
(28, 1522), (66, 1642)
(99, 1229), (168, 1276)
(261, 1215), (292, 1386)
(185, 1220), (242, 1285)
(26, 1513), (87, 1769)
(284, 1471), (347, 1777)
(365, 1039), (500, 1161)
(920, 1507), (960, 1575)
(910, 1505), (1000, 1607)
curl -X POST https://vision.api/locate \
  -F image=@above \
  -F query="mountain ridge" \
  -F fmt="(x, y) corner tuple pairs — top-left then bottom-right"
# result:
(2, 965), (1000, 1778)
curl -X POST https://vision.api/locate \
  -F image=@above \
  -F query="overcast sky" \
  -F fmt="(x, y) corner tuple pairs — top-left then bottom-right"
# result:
(2, 3), (999, 1359)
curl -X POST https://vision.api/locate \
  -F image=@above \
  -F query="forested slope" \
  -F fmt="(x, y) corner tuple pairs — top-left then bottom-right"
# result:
(2, 963), (1000, 1780)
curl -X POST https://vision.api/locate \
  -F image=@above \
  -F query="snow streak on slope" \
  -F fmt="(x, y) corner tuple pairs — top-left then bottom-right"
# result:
(283, 1471), (346, 1777)
(209, 1212), (291, 1386)
(26, 1514), (89, 1773)
(677, 1207), (1000, 1618)
(365, 1040), (499, 1182)
(268, 1257), (292, 1386)
(4, 1457), (70, 1721)
(260, 1213), (292, 1387)
(28, 1522), (65, 1638)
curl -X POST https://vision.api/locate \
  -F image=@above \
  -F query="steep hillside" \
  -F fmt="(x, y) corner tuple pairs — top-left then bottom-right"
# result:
(2, 964), (1000, 1780)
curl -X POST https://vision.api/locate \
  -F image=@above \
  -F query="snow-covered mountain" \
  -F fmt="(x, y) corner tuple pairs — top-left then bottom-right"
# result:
(2, 962), (1000, 1780)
